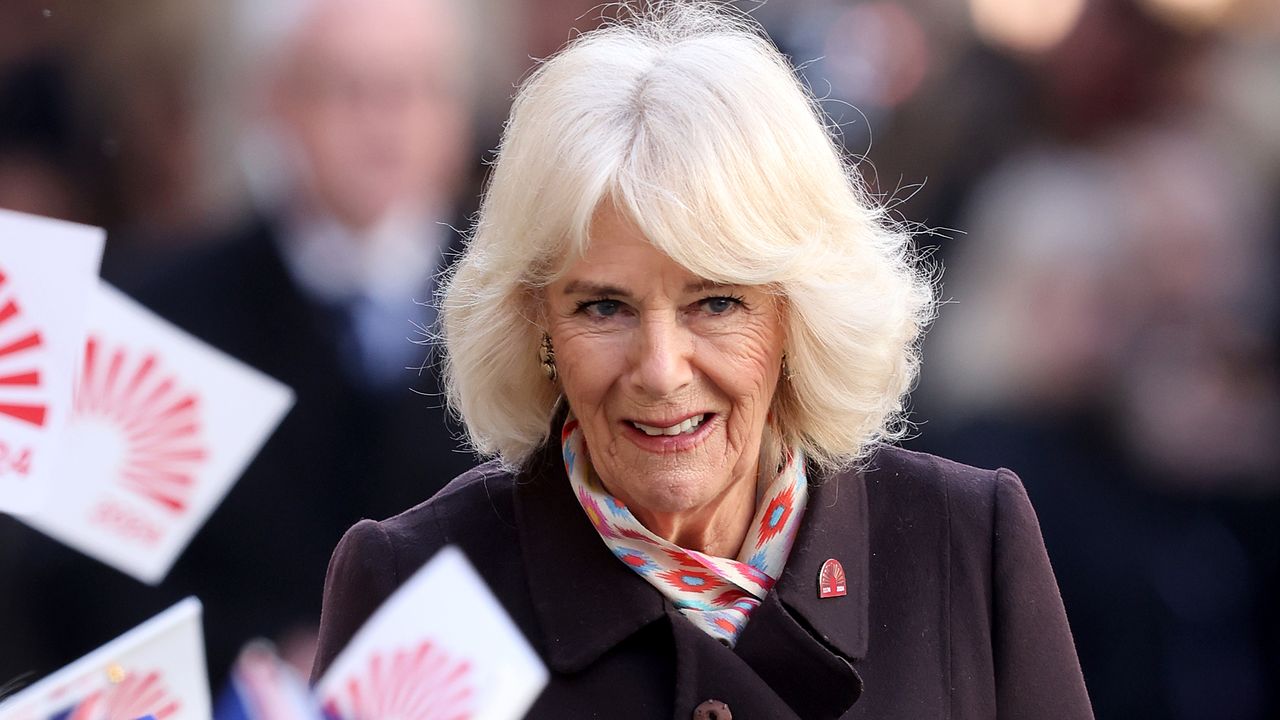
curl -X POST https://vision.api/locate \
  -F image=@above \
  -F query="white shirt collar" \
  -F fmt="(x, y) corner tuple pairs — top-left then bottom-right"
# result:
(274, 203), (449, 307)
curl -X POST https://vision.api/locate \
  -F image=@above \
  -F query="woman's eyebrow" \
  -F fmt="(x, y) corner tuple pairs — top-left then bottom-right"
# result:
(685, 280), (739, 293)
(560, 279), (740, 296)
(561, 280), (630, 297)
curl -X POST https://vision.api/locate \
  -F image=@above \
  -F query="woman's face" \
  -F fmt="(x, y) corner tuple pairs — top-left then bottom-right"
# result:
(544, 206), (785, 523)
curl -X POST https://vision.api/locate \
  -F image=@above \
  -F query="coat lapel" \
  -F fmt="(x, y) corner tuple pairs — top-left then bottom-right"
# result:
(777, 462), (870, 660)
(727, 463), (870, 718)
(515, 436), (668, 673)
(517, 419), (871, 717)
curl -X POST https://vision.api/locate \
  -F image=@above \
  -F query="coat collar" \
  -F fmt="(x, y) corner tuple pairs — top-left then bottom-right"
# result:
(515, 410), (872, 674)
(515, 431), (668, 673)
(774, 459), (871, 662)
(726, 460), (870, 718)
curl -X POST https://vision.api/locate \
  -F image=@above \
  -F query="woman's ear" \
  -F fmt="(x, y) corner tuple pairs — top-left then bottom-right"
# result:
(770, 289), (791, 375)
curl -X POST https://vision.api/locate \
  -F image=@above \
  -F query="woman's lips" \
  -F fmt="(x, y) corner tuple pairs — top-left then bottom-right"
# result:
(631, 413), (706, 436)
(621, 412), (717, 452)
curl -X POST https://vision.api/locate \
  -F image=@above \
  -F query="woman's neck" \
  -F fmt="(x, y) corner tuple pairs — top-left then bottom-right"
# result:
(625, 469), (759, 558)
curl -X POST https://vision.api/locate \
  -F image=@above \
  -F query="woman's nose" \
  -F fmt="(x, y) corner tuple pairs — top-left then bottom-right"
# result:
(630, 317), (694, 397)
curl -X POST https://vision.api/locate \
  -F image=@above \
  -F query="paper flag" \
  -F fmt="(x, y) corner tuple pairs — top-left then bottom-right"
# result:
(0, 597), (210, 720)
(18, 281), (295, 584)
(0, 209), (104, 514)
(316, 546), (548, 720)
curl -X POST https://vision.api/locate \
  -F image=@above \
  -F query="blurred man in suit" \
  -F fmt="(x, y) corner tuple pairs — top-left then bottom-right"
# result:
(1, 0), (480, 686)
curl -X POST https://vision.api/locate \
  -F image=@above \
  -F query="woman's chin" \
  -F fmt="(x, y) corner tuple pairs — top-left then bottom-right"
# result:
(645, 479), (715, 512)
(598, 455), (732, 518)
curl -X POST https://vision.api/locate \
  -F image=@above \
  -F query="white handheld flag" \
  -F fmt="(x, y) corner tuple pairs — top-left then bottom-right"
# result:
(317, 546), (548, 720)
(20, 282), (295, 584)
(0, 209), (104, 514)
(0, 597), (210, 720)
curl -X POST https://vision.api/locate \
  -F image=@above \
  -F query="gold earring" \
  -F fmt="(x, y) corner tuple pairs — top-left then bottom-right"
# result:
(781, 352), (795, 381)
(539, 333), (557, 382)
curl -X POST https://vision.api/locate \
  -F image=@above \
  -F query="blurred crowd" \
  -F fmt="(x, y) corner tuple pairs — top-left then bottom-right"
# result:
(1, 0), (1277, 718)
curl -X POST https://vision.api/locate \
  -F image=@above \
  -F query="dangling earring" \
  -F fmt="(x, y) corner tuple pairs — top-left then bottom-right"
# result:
(539, 333), (557, 382)
(781, 352), (795, 382)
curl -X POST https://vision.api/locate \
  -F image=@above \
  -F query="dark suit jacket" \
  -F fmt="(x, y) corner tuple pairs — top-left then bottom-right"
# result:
(312, 438), (1094, 719)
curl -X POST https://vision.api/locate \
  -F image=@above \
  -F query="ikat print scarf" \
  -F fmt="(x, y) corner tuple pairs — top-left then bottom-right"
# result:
(562, 414), (809, 646)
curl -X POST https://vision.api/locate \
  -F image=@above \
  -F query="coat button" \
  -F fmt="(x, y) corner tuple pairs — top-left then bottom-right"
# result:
(693, 699), (731, 720)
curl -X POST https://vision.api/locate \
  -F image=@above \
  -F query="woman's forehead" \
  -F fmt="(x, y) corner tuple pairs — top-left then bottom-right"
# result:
(550, 238), (780, 304)
(538, 197), (786, 293)
(554, 229), (705, 292)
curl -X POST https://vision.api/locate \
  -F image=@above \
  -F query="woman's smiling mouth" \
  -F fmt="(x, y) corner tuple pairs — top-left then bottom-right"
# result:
(622, 413), (717, 451)
(630, 413), (708, 436)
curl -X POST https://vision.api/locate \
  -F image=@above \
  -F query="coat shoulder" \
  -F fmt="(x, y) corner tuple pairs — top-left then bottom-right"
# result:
(378, 458), (521, 569)
(312, 459), (526, 679)
(862, 443), (1012, 517)
(853, 446), (1093, 718)
(865, 443), (1004, 484)
(859, 444), (1035, 571)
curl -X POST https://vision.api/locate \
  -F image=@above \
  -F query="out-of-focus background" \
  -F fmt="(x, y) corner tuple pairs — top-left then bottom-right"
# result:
(0, 0), (1276, 717)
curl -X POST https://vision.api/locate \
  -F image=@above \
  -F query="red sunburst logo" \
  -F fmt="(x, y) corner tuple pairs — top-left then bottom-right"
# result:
(65, 668), (181, 720)
(323, 640), (475, 720)
(73, 336), (206, 513)
(0, 267), (47, 428)
(818, 558), (847, 599)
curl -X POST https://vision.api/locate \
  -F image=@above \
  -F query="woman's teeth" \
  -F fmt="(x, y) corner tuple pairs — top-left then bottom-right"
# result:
(631, 414), (706, 437)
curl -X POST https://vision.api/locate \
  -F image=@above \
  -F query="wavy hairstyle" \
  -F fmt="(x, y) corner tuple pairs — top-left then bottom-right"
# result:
(440, 1), (935, 472)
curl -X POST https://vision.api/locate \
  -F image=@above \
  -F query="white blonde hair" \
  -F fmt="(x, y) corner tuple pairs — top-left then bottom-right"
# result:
(440, 1), (935, 472)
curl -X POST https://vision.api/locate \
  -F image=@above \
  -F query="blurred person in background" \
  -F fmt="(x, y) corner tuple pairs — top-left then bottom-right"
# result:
(1, 0), (242, 287)
(911, 1), (1280, 716)
(0, 3), (93, 224)
(0, 0), (480, 688)
(922, 126), (1280, 720)
(0, 63), (79, 222)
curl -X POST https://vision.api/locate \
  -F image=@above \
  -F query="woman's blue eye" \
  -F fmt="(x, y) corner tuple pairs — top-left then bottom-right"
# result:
(701, 296), (741, 314)
(581, 299), (622, 317)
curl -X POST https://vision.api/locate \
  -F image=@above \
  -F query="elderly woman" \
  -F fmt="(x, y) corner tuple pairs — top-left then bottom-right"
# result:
(312, 4), (1093, 718)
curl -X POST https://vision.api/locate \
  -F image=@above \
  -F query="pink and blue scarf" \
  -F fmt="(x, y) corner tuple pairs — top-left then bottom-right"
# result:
(562, 415), (808, 646)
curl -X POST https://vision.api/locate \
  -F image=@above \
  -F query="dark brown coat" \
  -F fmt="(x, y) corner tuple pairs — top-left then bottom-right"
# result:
(312, 441), (1094, 719)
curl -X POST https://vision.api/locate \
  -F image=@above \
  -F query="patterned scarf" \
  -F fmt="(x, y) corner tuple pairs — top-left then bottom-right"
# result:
(562, 415), (808, 646)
